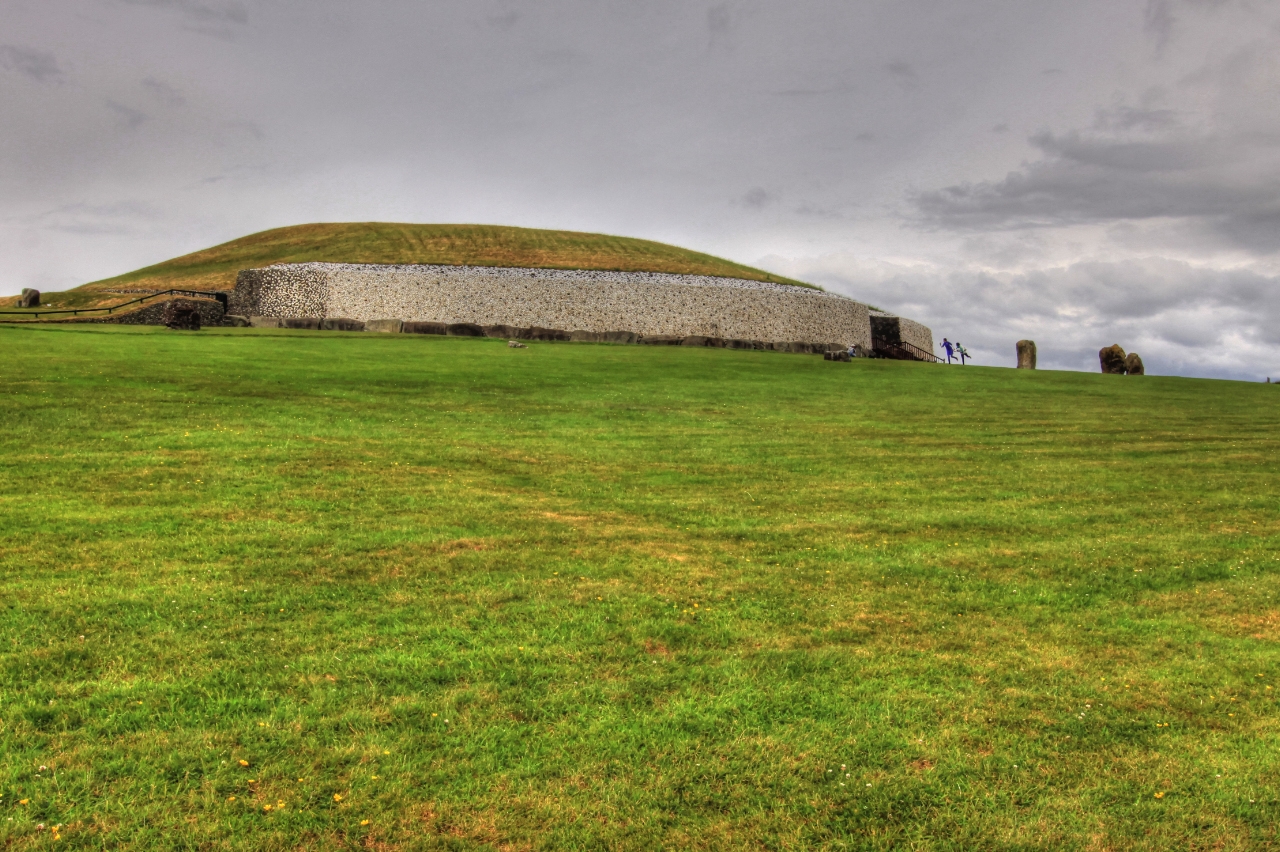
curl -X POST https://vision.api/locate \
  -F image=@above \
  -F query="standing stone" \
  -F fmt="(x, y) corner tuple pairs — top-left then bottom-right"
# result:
(18, 288), (40, 308)
(1124, 353), (1144, 376)
(1099, 344), (1127, 374)
(1016, 340), (1037, 369)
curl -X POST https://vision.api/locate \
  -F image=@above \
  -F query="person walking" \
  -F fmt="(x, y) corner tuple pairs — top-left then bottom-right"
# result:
(955, 342), (969, 365)
(941, 338), (954, 363)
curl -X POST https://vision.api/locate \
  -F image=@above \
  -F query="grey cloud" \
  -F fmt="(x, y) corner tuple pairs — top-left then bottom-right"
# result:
(0, 45), (63, 82)
(37, 200), (163, 235)
(914, 127), (1280, 249)
(1092, 105), (1179, 132)
(1144, 0), (1177, 50)
(106, 101), (149, 130)
(142, 77), (185, 108)
(738, 187), (774, 209)
(886, 60), (918, 88)
(117, 0), (248, 25)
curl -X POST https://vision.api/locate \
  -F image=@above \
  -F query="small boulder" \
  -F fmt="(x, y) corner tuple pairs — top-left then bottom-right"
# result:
(507, 340), (527, 349)
(18, 288), (40, 308)
(162, 300), (201, 331)
(1016, 339), (1037, 369)
(1099, 344), (1127, 374)
(222, 314), (251, 327)
(365, 318), (403, 333)
(249, 316), (283, 329)
(1124, 352), (1145, 376)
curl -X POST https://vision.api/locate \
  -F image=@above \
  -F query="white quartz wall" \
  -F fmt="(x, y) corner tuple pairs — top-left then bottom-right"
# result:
(233, 263), (875, 347)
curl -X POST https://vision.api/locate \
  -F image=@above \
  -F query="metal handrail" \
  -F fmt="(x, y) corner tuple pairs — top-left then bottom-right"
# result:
(0, 289), (228, 319)
(872, 337), (942, 363)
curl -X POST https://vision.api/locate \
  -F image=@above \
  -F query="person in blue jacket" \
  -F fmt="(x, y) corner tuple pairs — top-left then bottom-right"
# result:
(941, 338), (954, 363)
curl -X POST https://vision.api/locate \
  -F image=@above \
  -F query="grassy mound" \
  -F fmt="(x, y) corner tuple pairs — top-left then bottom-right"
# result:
(2, 325), (1278, 849)
(21, 223), (813, 311)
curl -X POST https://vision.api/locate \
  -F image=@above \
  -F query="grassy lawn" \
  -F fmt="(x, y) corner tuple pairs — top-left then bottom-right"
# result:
(1, 223), (813, 312)
(1, 323), (1277, 850)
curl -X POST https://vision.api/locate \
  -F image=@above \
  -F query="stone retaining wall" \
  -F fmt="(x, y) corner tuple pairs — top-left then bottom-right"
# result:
(75, 297), (226, 327)
(232, 263), (876, 348)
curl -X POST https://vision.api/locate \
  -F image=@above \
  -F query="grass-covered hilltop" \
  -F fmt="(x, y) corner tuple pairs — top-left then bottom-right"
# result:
(9, 223), (814, 310)
(1, 323), (1278, 849)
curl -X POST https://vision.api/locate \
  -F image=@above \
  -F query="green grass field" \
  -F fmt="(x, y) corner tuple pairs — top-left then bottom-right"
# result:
(3, 223), (813, 313)
(2, 323), (1278, 850)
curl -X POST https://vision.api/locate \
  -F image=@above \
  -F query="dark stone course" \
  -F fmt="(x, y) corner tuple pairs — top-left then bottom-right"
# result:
(403, 321), (448, 335)
(569, 330), (639, 344)
(222, 315), (251, 327)
(1125, 353), (1145, 376)
(640, 334), (684, 345)
(484, 324), (522, 338)
(283, 317), (324, 330)
(681, 335), (715, 347)
(1099, 344), (1127, 374)
(524, 327), (572, 341)
(320, 317), (366, 332)
(446, 322), (486, 337)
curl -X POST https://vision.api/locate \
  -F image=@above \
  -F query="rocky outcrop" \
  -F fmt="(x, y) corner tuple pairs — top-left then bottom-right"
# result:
(17, 289), (40, 308)
(1016, 340), (1036, 369)
(1099, 345), (1127, 374)
(1124, 353), (1145, 375)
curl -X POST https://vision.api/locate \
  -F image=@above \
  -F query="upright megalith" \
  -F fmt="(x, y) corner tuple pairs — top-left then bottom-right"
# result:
(1124, 353), (1145, 376)
(1099, 345), (1127, 374)
(1016, 340), (1036, 369)
(17, 288), (40, 308)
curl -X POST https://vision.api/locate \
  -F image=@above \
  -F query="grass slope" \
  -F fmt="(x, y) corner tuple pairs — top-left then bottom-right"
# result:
(12, 223), (813, 311)
(1, 325), (1278, 850)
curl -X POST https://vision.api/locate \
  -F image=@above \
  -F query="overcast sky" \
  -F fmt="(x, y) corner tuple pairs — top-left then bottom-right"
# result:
(3, 0), (1278, 379)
